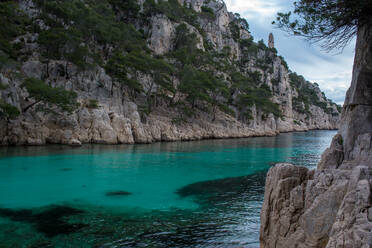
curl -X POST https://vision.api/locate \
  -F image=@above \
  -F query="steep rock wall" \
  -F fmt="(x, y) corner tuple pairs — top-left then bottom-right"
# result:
(0, 0), (340, 146)
(260, 21), (372, 248)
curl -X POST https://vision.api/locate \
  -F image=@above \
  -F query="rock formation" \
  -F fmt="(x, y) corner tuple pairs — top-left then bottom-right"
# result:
(260, 21), (372, 247)
(0, 0), (340, 146)
(268, 33), (274, 49)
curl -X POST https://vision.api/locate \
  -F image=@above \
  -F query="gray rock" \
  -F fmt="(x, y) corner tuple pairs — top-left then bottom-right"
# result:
(260, 20), (372, 248)
(148, 15), (176, 55)
(69, 139), (82, 146)
(0, 0), (340, 146)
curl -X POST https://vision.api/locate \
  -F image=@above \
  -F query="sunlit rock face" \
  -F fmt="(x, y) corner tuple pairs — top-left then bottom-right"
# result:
(0, 0), (340, 146)
(260, 21), (372, 248)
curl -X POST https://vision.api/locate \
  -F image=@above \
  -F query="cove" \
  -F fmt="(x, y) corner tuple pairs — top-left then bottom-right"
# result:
(0, 130), (336, 247)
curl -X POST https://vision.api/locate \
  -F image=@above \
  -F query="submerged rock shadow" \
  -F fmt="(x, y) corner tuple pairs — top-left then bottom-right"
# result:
(0, 205), (87, 237)
(176, 171), (267, 206)
(105, 191), (132, 197)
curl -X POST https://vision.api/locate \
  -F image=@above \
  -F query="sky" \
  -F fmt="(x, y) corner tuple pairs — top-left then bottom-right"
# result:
(224, 0), (355, 105)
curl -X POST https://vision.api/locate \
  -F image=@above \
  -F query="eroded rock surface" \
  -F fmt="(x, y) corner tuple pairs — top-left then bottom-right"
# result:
(260, 21), (372, 248)
(0, 0), (340, 145)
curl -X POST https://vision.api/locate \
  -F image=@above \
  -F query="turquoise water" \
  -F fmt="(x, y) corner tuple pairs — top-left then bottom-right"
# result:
(0, 130), (336, 247)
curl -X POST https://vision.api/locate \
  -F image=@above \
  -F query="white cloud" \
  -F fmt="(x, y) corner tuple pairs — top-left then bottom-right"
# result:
(225, 0), (283, 22)
(324, 89), (348, 105)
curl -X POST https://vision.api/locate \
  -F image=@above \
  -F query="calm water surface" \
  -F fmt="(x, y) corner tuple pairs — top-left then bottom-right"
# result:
(0, 130), (336, 247)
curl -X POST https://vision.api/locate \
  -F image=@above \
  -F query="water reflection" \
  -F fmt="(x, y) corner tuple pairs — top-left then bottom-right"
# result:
(0, 130), (332, 158)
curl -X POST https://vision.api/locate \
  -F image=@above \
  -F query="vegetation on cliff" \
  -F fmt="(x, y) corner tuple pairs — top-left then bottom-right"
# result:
(0, 0), (339, 126)
(21, 78), (78, 113)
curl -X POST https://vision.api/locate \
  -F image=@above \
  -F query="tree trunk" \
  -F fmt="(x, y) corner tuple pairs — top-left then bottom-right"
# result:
(65, 61), (69, 79)
(23, 100), (41, 113)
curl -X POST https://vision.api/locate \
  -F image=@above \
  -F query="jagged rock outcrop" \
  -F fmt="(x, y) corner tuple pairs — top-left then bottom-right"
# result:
(0, 0), (340, 145)
(260, 20), (372, 248)
(268, 33), (274, 49)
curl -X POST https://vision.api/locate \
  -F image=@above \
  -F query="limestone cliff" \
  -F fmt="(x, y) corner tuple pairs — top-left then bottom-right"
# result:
(0, 0), (340, 146)
(260, 21), (372, 247)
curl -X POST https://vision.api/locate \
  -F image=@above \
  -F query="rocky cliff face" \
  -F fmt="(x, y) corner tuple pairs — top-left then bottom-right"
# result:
(260, 21), (372, 247)
(0, 0), (340, 146)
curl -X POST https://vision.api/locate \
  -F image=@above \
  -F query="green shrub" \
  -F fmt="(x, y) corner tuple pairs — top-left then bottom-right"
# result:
(0, 1), (30, 68)
(200, 6), (215, 19)
(179, 65), (213, 108)
(108, 0), (140, 18)
(255, 59), (271, 71)
(229, 14), (250, 42)
(138, 104), (151, 120)
(229, 22), (240, 41)
(240, 37), (254, 48)
(271, 78), (280, 86)
(269, 47), (278, 54)
(178, 65), (229, 114)
(144, 0), (198, 26)
(35, 0), (147, 70)
(293, 120), (301, 125)
(236, 87), (281, 117)
(241, 110), (253, 121)
(0, 82), (8, 90)
(293, 96), (311, 115)
(338, 136), (343, 145)
(234, 13), (249, 32)
(239, 37), (260, 60)
(87, 99), (99, 109)
(105, 52), (143, 95)
(229, 69), (281, 117)
(290, 72), (334, 115)
(257, 39), (267, 50)
(171, 24), (205, 66)
(171, 117), (187, 125)
(106, 49), (175, 103)
(0, 99), (20, 119)
(279, 56), (289, 70)
(21, 78), (78, 112)
(336, 105), (342, 113)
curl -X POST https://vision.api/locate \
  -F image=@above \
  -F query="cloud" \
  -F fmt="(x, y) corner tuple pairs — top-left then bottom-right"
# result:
(224, 0), (356, 104)
(323, 87), (349, 105)
(286, 41), (354, 105)
(225, 0), (284, 22)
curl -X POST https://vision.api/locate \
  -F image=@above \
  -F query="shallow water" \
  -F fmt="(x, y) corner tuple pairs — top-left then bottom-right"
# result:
(0, 130), (336, 247)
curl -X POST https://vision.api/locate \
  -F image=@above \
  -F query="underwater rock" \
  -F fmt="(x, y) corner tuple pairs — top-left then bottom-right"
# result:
(176, 176), (250, 197)
(176, 172), (266, 197)
(105, 191), (132, 197)
(175, 172), (267, 206)
(0, 208), (33, 222)
(0, 205), (86, 237)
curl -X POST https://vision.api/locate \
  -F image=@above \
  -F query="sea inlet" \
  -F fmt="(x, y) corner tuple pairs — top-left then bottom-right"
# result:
(0, 130), (336, 247)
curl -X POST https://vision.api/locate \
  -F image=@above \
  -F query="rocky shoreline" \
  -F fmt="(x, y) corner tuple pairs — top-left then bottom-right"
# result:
(0, 100), (338, 146)
(0, 124), (337, 147)
(259, 20), (372, 248)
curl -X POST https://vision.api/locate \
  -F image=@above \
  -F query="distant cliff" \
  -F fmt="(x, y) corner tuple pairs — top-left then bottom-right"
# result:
(260, 20), (372, 247)
(0, 0), (340, 145)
